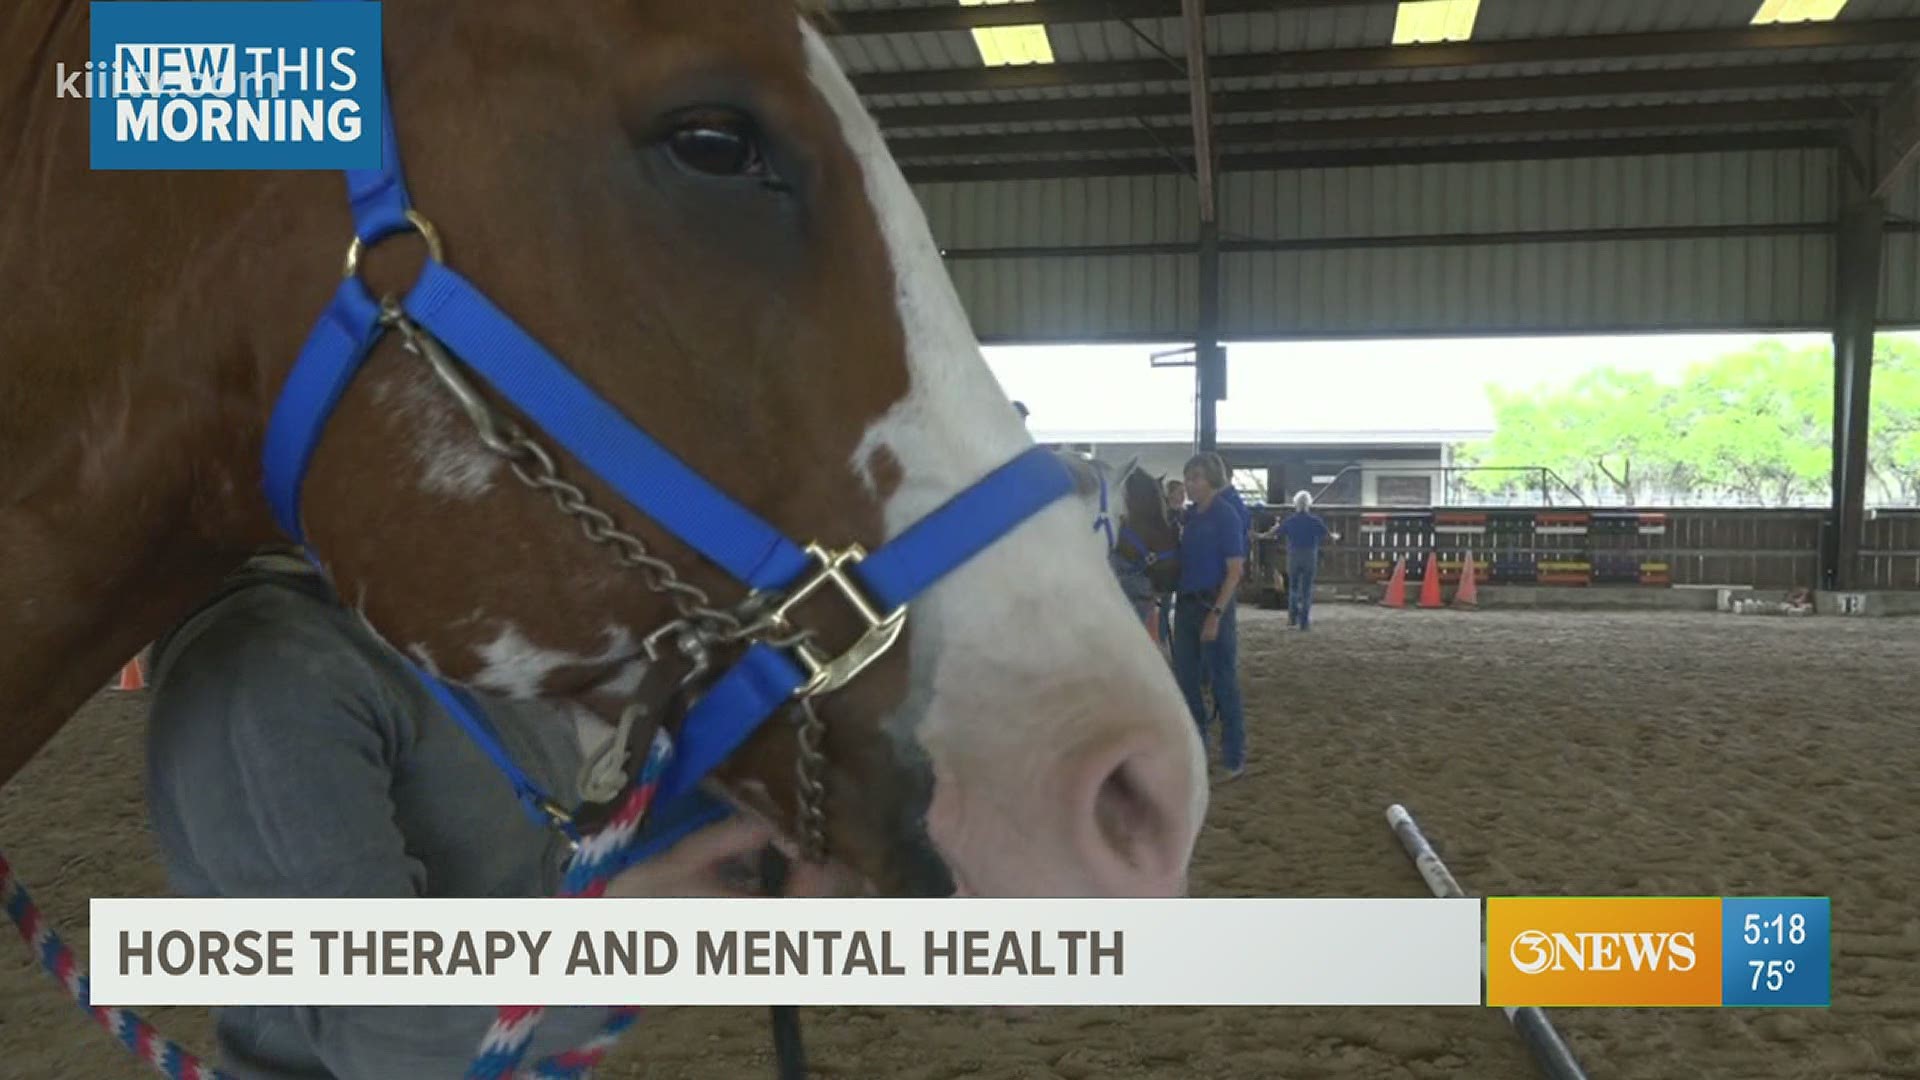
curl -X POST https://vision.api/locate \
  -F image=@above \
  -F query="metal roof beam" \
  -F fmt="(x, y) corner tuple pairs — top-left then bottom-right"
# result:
(939, 222), (1838, 261)
(824, 0), (1379, 36)
(899, 130), (1845, 183)
(888, 100), (1861, 161)
(872, 61), (1910, 131)
(852, 19), (1920, 96)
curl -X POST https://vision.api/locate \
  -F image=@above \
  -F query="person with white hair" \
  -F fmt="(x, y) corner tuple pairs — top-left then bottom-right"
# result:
(1274, 489), (1334, 630)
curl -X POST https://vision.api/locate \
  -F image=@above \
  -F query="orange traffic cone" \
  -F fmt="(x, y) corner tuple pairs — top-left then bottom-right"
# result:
(1418, 552), (1444, 609)
(1453, 551), (1480, 609)
(113, 654), (148, 692)
(1380, 558), (1408, 608)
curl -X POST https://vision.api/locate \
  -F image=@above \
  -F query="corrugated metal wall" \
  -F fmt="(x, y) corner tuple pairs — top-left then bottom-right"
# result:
(917, 147), (1920, 341)
(919, 175), (1199, 340)
(943, 255), (1198, 341)
(1219, 150), (1834, 337)
(1885, 166), (1920, 327)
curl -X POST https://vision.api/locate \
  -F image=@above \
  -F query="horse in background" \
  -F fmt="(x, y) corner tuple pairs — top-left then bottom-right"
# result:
(1087, 457), (1182, 644)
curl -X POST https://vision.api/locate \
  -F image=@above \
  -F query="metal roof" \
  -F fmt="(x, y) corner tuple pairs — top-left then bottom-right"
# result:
(819, 0), (1920, 184)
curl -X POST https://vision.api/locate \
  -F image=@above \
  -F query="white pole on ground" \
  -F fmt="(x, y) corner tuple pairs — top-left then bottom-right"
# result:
(1384, 804), (1592, 1080)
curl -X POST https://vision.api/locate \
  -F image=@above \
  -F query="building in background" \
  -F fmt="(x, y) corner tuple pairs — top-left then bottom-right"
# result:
(991, 342), (1494, 506)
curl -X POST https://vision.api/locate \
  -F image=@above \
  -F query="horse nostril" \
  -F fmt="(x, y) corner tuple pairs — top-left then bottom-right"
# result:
(1082, 738), (1191, 890)
(1094, 758), (1156, 871)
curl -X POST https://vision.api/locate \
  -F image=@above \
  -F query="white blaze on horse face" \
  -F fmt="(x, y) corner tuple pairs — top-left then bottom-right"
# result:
(801, 24), (1208, 898)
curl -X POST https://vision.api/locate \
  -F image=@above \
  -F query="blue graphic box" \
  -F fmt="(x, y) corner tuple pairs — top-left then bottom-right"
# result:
(1721, 897), (1831, 1008)
(90, 2), (383, 170)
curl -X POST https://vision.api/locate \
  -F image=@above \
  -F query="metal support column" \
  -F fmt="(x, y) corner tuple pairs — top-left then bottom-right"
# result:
(1829, 202), (1884, 589)
(1827, 120), (1888, 590)
(1197, 215), (1223, 452)
(1182, 0), (1223, 454)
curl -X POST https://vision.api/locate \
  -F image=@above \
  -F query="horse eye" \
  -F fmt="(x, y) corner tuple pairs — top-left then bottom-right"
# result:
(665, 115), (768, 179)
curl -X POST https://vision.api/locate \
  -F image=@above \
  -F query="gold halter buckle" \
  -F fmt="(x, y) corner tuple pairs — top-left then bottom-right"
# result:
(766, 544), (907, 699)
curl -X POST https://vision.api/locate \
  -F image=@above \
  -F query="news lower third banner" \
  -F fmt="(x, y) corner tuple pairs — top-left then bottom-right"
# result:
(89, 899), (1482, 1008)
(89, 896), (1832, 1009)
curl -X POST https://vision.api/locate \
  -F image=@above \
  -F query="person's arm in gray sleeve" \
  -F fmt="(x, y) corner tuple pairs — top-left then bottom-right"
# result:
(145, 595), (428, 900)
(144, 593), (572, 1079)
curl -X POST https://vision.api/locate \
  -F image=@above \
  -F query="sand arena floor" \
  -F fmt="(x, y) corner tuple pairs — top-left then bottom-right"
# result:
(2, 605), (1915, 1079)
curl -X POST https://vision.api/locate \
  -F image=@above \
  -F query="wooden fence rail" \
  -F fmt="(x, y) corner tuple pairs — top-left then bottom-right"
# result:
(1244, 506), (1920, 592)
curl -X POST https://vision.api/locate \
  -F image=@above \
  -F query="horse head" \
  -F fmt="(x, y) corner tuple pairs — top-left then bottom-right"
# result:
(1118, 464), (1183, 596)
(1086, 456), (1181, 598)
(0, 3), (1206, 899)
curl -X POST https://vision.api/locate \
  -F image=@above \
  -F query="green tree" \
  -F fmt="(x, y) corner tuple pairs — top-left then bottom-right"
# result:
(1454, 368), (1678, 503)
(1665, 342), (1829, 504)
(1867, 339), (1920, 504)
(1455, 336), (1920, 507)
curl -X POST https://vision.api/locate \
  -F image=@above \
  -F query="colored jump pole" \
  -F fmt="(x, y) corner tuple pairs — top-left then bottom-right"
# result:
(1385, 804), (1591, 1080)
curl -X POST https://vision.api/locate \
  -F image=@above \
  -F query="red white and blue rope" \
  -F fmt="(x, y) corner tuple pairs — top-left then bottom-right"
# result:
(465, 728), (675, 1079)
(0, 728), (678, 1080)
(0, 851), (229, 1080)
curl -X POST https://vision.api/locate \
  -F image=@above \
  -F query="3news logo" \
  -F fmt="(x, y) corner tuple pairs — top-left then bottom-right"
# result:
(1487, 897), (1722, 1007)
(1486, 897), (1830, 1008)
(1506, 926), (1698, 976)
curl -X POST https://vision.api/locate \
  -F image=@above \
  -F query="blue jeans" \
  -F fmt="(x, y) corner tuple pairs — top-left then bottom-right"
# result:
(1288, 555), (1319, 629)
(1157, 595), (1174, 645)
(1172, 595), (1245, 771)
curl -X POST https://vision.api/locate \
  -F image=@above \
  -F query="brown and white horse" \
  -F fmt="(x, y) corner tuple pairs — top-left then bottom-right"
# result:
(0, 2), (1206, 899)
(1091, 458), (1181, 641)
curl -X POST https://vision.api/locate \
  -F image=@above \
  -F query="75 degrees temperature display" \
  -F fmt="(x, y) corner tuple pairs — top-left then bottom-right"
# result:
(1724, 899), (1829, 1007)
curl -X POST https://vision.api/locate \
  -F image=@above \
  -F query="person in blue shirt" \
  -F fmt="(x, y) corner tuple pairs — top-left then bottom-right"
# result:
(1206, 452), (1252, 539)
(1172, 453), (1248, 782)
(1274, 489), (1336, 631)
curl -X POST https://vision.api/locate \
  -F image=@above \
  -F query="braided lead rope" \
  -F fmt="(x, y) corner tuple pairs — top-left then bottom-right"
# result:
(1, 853), (229, 1080)
(0, 729), (679, 1080)
(466, 729), (676, 1080)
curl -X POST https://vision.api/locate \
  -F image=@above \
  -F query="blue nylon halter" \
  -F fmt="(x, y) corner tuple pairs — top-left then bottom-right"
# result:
(262, 14), (1077, 846)
(1094, 463), (1174, 575)
(1117, 524), (1178, 574)
(1091, 467), (1115, 550)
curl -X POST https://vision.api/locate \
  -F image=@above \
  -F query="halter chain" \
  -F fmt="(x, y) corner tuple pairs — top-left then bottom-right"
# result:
(385, 304), (834, 861)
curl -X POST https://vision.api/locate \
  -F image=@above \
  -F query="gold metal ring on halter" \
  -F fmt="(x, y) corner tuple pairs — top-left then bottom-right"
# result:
(342, 210), (445, 280)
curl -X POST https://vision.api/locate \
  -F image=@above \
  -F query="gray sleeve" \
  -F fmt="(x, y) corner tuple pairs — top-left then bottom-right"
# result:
(145, 593), (603, 1078)
(146, 594), (426, 900)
